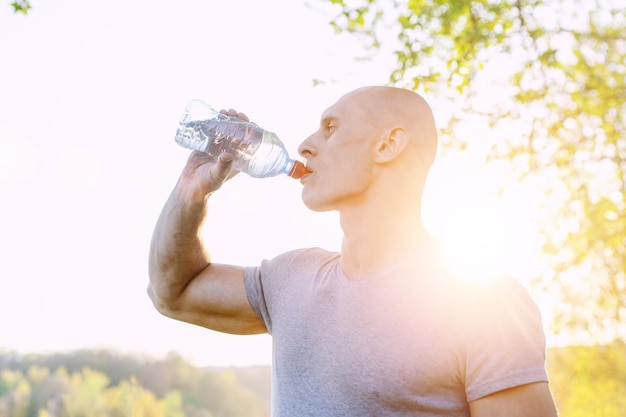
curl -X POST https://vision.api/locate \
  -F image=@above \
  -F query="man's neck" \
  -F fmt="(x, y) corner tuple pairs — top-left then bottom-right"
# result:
(338, 206), (428, 280)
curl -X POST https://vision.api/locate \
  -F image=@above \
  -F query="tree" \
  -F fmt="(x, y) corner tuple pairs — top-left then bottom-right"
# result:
(322, 0), (625, 343)
(0, 350), (271, 417)
(547, 341), (626, 417)
(0, 365), (188, 417)
(10, 0), (30, 14)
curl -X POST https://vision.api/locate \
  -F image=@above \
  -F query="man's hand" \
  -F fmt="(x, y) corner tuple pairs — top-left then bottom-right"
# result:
(179, 109), (252, 198)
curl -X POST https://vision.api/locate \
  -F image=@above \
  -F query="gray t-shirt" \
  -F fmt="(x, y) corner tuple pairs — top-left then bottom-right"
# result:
(244, 246), (548, 417)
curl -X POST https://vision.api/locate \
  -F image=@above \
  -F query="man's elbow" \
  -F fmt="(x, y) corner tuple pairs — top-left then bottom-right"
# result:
(147, 283), (178, 318)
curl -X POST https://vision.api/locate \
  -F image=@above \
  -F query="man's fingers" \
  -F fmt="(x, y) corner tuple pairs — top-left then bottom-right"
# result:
(220, 108), (250, 122)
(209, 152), (236, 184)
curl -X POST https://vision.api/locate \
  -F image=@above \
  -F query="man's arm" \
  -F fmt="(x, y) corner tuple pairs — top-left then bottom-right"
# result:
(148, 111), (267, 335)
(469, 382), (558, 417)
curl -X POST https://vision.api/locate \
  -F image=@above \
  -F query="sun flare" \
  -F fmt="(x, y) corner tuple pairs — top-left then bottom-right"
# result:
(425, 173), (543, 286)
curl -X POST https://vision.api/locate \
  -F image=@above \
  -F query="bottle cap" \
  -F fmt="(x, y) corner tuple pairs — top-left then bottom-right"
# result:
(288, 160), (310, 179)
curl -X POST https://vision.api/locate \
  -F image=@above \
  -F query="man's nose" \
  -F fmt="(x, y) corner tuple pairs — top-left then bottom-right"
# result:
(298, 133), (316, 158)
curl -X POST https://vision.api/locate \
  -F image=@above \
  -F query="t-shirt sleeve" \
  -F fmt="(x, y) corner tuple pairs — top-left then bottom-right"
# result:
(243, 248), (320, 335)
(244, 248), (337, 334)
(460, 277), (549, 401)
(244, 264), (273, 334)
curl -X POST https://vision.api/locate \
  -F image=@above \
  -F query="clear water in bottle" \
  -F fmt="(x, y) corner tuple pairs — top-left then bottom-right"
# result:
(174, 100), (307, 179)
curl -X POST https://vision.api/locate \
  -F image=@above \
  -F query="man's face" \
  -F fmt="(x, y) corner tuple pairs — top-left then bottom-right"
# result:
(297, 92), (380, 212)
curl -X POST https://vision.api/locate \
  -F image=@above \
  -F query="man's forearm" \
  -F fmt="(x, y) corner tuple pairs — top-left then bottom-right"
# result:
(148, 184), (211, 309)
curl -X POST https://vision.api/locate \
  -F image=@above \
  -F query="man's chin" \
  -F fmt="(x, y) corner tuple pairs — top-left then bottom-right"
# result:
(301, 193), (333, 213)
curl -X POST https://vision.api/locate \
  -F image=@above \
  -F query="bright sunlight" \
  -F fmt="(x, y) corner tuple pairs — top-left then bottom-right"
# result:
(424, 162), (544, 287)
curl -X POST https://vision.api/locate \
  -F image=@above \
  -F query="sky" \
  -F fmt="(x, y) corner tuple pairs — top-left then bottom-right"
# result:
(0, 0), (546, 367)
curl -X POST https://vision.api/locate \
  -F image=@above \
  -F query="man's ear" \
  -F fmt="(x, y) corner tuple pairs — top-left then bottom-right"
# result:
(374, 127), (409, 163)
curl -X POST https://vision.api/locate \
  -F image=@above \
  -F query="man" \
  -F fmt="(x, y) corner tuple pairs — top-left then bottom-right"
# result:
(148, 86), (559, 416)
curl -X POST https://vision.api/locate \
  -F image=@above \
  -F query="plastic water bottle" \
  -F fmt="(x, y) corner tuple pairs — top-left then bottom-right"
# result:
(174, 99), (309, 179)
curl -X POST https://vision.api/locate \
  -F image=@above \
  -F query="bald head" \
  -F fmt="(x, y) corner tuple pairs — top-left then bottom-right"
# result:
(341, 86), (438, 169)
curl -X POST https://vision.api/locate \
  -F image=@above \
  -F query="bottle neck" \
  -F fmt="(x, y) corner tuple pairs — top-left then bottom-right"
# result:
(287, 160), (309, 179)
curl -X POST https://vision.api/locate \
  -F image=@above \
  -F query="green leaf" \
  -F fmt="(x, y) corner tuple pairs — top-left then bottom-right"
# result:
(11, 0), (31, 14)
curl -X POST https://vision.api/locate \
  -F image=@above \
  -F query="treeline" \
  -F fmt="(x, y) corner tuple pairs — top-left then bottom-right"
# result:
(1, 341), (625, 417)
(0, 349), (270, 417)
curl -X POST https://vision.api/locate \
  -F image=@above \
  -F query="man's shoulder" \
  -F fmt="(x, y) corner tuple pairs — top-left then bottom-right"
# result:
(270, 246), (340, 266)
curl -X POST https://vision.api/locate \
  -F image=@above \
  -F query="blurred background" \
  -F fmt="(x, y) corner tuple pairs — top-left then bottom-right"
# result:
(1, 0), (624, 416)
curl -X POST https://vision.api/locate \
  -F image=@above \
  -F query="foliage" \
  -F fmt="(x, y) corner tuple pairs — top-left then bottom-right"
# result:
(0, 349), (270, 417)
(547, 340), (626, 417)
(0, 367), (184, 417)
(323, 0), (626, 343)
(1, 346), (625, 417)
(10, 0), (30, 14)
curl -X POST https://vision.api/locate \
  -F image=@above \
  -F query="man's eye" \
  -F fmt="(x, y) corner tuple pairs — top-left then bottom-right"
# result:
(327, 123), (336, 132)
